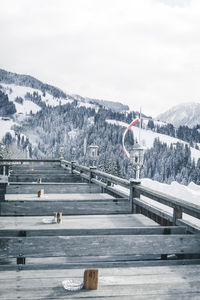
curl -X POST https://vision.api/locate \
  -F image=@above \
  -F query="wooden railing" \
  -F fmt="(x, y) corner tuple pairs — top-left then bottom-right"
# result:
(61, 160), (200, 234)
(1, 159), (200, 233)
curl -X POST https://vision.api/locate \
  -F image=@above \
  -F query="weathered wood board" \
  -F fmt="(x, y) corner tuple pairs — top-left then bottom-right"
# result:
(6, 183), (101, 194)
(9, 174), (82, 183)
(0, 198), (131, 215)
(1, 194), (130, 216)
(5, 193), (115, 201)
(1, 234), (200, 258)
(0, 265), (200, 299)
(0, 214), (160, 236)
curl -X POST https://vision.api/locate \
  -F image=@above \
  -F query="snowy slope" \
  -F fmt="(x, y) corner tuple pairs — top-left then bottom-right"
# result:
(0, 83), (72, 115)
(77, 101), (99, 112)
(106, 119), (200, 162)
(156, 102), (200, 128)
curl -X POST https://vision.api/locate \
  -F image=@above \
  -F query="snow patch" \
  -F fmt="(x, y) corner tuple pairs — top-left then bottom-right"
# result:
(77, 102), (99, 112)
(0, 83), (72, 113)
(15, 101), (41, 115)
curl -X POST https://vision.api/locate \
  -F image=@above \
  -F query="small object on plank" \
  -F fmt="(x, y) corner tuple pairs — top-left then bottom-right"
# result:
(62, 279), (84, 291)
(84, 269), (98, 290)
(38, 189), (44, 197)
(55, 211), (62, 224)
(37, 178), (42, 183)
(42, 217), (56, 224)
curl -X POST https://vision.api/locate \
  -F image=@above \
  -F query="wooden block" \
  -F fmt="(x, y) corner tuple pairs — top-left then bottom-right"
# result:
(55, 211), (62, 224)
(84, 269), (98, 290)
(37, 189), (44, 197)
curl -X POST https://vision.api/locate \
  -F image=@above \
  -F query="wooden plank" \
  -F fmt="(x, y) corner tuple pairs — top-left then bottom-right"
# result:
(0, 214), (158, 232)
(132, 197), (200, 234)
(0, 226), (186, 237)
(0, 199), (130, 216)
(0, 266), (200, 299)
(1, 264), (200, 278)
(9, 175), (82, 183)
(5, 193), (115, 201)
(1, 257), (200, 271)
(135, 184), (200, 219)
(0, 225), (185, 237)
(6, 183), (101, 194)
(1, 234), (200, 258)
(0, 215), (185, 237)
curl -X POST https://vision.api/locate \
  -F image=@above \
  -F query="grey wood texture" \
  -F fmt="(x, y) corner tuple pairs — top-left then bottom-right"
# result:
(1, 234), (200, 258)
(0, 265), (200, 299)
(1, 159), (200, 300)
(6, 183), (101, 194)
(0, 214), (159, 232)
(135, 185), (200, 219)
(0, 226), (186, 237)
(1, 257), (200, 272)
(9, 175), (82, 183)
(0, 199), (130, 215)
(5, 193), (115, 201)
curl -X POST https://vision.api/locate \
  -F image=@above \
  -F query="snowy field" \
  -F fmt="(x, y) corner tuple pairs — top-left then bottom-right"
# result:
(0, 83), (72, 113)
(106, 119), (200, 162)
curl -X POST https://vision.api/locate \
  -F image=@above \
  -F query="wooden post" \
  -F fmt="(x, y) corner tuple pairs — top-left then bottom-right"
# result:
(71, 161), (76, 174)
(84, 269), (98, 290)
(173, 205), (183, 225)
(8, 166), (11, 176)
(130, 179), (141, 214)
(107, 180), (112, 187)
(0, 182), (7, 202)
(89, 167), (96, 183)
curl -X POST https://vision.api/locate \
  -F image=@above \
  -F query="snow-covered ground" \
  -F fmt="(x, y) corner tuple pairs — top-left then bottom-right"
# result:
(77, 101), (99, 112)
(106, 119), (200, 162)
(0, 83), (72, 114)
(15, 100), (41, 115)
(115, 178), (200, 229)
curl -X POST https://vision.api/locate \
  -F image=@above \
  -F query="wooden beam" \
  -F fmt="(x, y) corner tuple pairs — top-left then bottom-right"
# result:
(1, 234), (200, 258)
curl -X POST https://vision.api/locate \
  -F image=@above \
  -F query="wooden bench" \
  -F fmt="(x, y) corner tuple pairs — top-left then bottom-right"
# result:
(0, 194), (131, 216)
(5, 183), (102, 194)
(0, 215), (182, 237)
(1, 230), (199, 269)
(9, 174), (82, 183)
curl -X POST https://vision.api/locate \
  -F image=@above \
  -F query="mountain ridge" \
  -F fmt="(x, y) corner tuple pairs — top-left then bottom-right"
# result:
(157, 102), (200, 128)
(0, 68), (129, 112)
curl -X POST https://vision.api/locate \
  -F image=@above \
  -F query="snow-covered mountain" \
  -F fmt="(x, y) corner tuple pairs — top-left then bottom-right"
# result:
(1, 68), (200, 188)
(0, 68), (129, 114)
(0, 68), (130, 142)
(157, 102), (200, 128)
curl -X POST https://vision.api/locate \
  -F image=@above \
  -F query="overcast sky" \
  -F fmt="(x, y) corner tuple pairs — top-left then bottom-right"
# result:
(1, 0), (200, 117)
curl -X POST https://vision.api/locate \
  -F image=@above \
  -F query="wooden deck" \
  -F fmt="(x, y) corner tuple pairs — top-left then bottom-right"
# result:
(0, 159), (200, 299)
(1, 265), (200, 300)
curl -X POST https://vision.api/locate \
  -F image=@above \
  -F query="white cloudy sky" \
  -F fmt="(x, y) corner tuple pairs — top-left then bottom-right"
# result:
(1, 0), (200, 117)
